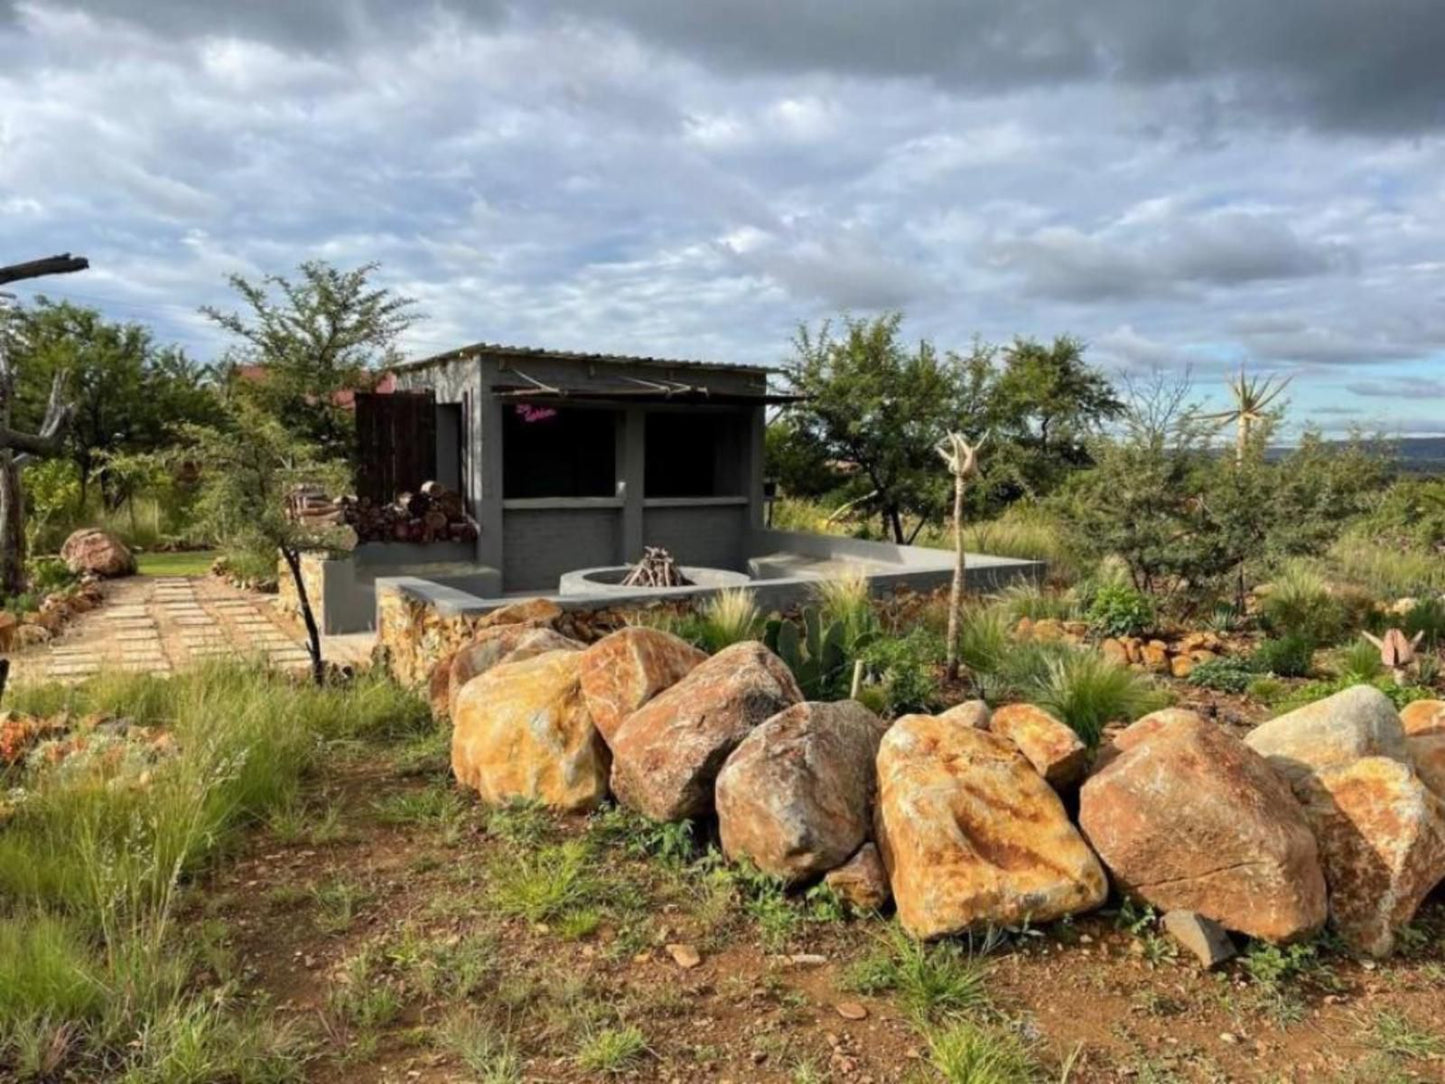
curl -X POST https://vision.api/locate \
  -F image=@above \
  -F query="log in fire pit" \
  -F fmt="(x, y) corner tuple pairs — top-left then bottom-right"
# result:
(620, 547), (694, 589)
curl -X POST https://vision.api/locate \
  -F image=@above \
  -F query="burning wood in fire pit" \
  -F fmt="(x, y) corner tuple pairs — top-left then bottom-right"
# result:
(621, 547), (693, 588)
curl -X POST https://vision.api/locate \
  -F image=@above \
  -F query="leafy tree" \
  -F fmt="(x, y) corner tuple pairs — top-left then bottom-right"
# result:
(183, 402), (348, 685)
(202, 261), (416, 464)
(1056, 371), (1221, 603)
(12, 299), (218, 509)
(782, 314), (967, 543)
(981, 335), (1123, 506)
(191, 261), (418, 682)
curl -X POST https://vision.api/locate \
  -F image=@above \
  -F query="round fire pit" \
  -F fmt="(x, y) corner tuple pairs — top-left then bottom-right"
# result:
(558, 565), (752, 597)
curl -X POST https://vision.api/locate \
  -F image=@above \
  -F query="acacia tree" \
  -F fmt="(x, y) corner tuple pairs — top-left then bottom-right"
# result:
(185, 402), (348, 685)
(197, 261), (416, 681)
(202, 260), (416, 463)
(784, 314), (966, 543)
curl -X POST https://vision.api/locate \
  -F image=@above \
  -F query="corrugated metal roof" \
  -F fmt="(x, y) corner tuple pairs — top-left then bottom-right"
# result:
(391, 341), (776, 376)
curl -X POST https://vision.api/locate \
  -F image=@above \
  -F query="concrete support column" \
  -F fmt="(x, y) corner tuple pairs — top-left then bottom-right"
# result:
(475, 369), (505, 579)
(746, 404), (766, 530)
(621, 405), (646, 563)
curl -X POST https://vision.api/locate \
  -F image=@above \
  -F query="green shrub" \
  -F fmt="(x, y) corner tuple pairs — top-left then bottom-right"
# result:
(860, 629), (942, 716)
(1085, 582), (1155, 638)
(1271, 676), (1433, 714)
(1250, 635), (1315, 678)
(1028, 649), (1169, 747)
(1332, 639), (1384, 683)
(1401, 596), (1445, 652)
(1259, 561), (1345, 645)
(25, 556), (77, 595)
(1086, 581), (1150, 641)
(1186, 657), (1256, 694)
(927, 1021), (1036, 1084)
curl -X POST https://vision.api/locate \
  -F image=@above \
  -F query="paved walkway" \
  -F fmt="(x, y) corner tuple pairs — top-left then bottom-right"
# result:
(6, 575), (366, 685)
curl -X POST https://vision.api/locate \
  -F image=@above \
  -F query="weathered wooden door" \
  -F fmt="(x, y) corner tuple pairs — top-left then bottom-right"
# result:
(355, 390), (437, 503)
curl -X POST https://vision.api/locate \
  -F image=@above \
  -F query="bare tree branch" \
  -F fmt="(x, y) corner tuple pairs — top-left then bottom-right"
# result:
(0, 253), (89, 286)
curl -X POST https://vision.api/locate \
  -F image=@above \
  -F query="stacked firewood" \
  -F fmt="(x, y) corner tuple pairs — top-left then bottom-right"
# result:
(621, 546), (693, 588)
(286, 481), (479, 544)
(341, 481), (479, 544)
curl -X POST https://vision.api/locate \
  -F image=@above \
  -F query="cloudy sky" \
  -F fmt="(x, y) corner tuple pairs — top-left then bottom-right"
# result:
(4, 1), (1445, 434)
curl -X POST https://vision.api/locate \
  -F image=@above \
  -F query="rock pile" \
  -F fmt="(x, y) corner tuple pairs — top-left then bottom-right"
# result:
(1012, 619), (1230, 679)
(439, 600), (1445, 957)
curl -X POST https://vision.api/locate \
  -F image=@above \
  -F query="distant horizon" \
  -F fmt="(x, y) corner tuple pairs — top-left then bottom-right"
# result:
(5, 1), (1445, 439)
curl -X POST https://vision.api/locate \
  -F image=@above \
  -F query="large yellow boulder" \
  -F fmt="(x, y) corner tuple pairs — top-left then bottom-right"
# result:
(609, 641), (802, 821)
(578, 627), (707, 744)
(1080, 710), (1327, 943)
(875, 714), (1106, 940)
(451, 650), (608, 812)
(1298, 756), (1445, 957)
(443, 626), (581, 720)
(988, 703), (1088, 789)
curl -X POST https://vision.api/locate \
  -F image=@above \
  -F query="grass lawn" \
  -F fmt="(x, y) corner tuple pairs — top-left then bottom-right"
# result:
(134, 548), (220, 577)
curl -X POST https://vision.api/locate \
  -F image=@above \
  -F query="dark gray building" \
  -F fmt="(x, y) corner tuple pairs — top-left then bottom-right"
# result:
(389, 343), (781, 594)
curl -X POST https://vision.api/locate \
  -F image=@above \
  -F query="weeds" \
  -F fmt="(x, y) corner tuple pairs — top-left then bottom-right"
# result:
(1369, 1010), (1445, 1060)
(844, 930), (991, 1022)
(575, 1024), (648, 1075)
(927, 1020), (1036, 1084)
(440, 1015), (522, 1083)
(488, 841), (598, 924)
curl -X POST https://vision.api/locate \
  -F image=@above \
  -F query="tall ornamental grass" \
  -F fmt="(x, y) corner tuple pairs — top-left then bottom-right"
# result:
(0, 662), (427, 1078)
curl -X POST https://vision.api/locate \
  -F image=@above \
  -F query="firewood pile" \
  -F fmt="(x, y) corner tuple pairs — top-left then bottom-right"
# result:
(287, 481), (479, 544)
(621, 546), (693, 588)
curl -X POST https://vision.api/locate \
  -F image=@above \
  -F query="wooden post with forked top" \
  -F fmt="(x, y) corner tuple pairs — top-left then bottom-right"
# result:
(937, 432), (985, 681)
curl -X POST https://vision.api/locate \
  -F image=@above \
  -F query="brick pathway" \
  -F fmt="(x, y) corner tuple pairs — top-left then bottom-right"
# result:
(7, 575), (319, 685)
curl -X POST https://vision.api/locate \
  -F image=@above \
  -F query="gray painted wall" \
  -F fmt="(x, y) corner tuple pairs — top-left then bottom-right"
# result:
(642, 503), (749, 570)
(502, 506), (623, 591)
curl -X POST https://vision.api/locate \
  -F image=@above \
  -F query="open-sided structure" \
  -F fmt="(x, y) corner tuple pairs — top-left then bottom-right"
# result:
(291, 343), (1040, 634)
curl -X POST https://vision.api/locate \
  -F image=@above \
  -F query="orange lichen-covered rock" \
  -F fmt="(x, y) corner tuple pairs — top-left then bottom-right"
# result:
(451, 650), (609, 812)
(1400, 699), (1445, 737)
(1296, 756), (1445, 957)
(609, 642), (802, 822)
(875, 715), (1106, 940)
(578, 627), (707, 744)
(60, 528), (134, 578)
(988, 703), (1088, 789)
(477, 597), (562, 630)
(1080, 710), (1327, 943)
(1404, 699), (1445, 799)
(716, 700), (887, 882)
(445, 626), (581, 720)
(825, 842), (892, 911)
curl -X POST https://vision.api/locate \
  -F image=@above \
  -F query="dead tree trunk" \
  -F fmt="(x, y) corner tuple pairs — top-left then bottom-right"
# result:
(0, 254), (86, 597)
(937, 433), (985, 682)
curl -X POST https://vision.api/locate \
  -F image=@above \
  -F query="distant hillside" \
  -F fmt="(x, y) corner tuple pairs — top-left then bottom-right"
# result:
(1264, 436), (1445, 474)
(1394, 437), (1445, 472)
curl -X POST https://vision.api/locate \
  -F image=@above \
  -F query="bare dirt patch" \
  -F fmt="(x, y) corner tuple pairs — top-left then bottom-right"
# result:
(190, 740), (1445, 1083)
